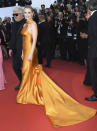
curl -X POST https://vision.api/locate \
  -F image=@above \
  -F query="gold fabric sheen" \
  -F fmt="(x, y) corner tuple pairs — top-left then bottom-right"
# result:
(17, 19), (97, 127)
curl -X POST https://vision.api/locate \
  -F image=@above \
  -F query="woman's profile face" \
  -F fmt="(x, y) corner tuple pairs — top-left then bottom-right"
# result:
(24, 8), (33, 20)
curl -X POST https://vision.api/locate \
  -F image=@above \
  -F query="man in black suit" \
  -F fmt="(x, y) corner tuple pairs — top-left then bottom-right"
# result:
(37, 14), (52, 67)
(85, 0), (97, 101)
(9, 6), (25, 90)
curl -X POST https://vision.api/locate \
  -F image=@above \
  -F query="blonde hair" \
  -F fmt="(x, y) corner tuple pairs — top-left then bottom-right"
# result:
(24, 5), (34, 12)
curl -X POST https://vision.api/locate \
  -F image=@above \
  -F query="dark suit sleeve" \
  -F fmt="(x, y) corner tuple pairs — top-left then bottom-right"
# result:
(9, 23), (16, 49)
(88, 11), (97, 58)
(37, 24), (41, 42)
(92, 12), (97, 38)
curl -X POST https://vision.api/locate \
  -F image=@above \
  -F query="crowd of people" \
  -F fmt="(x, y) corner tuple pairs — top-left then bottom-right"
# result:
(0, 0), (97, 128)
(37, 0), (88, 66)
(0, 0), (88, 66)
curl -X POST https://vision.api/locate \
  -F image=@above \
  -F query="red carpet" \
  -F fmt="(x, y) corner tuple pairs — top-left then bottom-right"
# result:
(0, 58), (97, 131)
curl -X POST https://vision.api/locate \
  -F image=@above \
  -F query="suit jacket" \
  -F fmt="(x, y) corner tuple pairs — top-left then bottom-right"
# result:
(88, 11), (97, 58)
(9, 19), (25, 57)
(37, 21), (51, 48)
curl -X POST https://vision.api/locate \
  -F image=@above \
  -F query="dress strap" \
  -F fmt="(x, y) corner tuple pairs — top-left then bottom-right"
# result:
(26, 19), (34, 24)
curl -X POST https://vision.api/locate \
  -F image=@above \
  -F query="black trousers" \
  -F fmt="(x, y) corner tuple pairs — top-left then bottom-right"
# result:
(64, 38), (73, 60)
(12, 50), (22, 82)
(88, 57), (97, 96)
(84, 58), (91, 85)
(37, 44), (52, 66)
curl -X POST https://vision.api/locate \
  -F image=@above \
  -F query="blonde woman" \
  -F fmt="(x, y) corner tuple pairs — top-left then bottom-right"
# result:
(17, 5), (96, 127)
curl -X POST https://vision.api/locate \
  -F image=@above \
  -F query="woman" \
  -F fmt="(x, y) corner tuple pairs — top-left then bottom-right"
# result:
(0, 38), (6, 90)
(0, 21), (8, 59)
(17, 5), (96, 127)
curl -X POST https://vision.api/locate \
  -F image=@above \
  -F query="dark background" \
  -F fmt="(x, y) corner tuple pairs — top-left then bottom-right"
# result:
(0, 0), (32, 7)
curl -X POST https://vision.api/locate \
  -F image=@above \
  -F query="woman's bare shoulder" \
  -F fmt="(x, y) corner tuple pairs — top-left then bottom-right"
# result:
(28, 21), (37, 33)
(28, 21), (37, 29)
(31, 21), (37, 26)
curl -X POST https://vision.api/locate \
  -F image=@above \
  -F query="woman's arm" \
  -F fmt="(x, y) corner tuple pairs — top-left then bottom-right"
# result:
(28, 22), (38, 61)
(1, 29), (6, 43)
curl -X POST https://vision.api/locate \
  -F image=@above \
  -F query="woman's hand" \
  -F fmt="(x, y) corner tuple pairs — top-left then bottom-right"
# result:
(28, 53), (33, 61)
(21, 51), (23, 60)
(9, 49), (13, 57)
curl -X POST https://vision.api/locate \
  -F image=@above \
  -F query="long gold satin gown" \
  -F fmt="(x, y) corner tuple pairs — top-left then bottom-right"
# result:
(16, 19), (97, 127)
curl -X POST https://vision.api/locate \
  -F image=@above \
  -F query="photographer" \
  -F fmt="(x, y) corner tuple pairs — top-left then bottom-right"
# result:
(55, 11), (67, 59)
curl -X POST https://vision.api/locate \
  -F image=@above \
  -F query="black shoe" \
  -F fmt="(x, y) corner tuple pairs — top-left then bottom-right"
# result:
(85, 94), (97, 101)
(83, 81), (91, 86)
(15, 84), (20, 90)
(45, 64), (51, 68)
